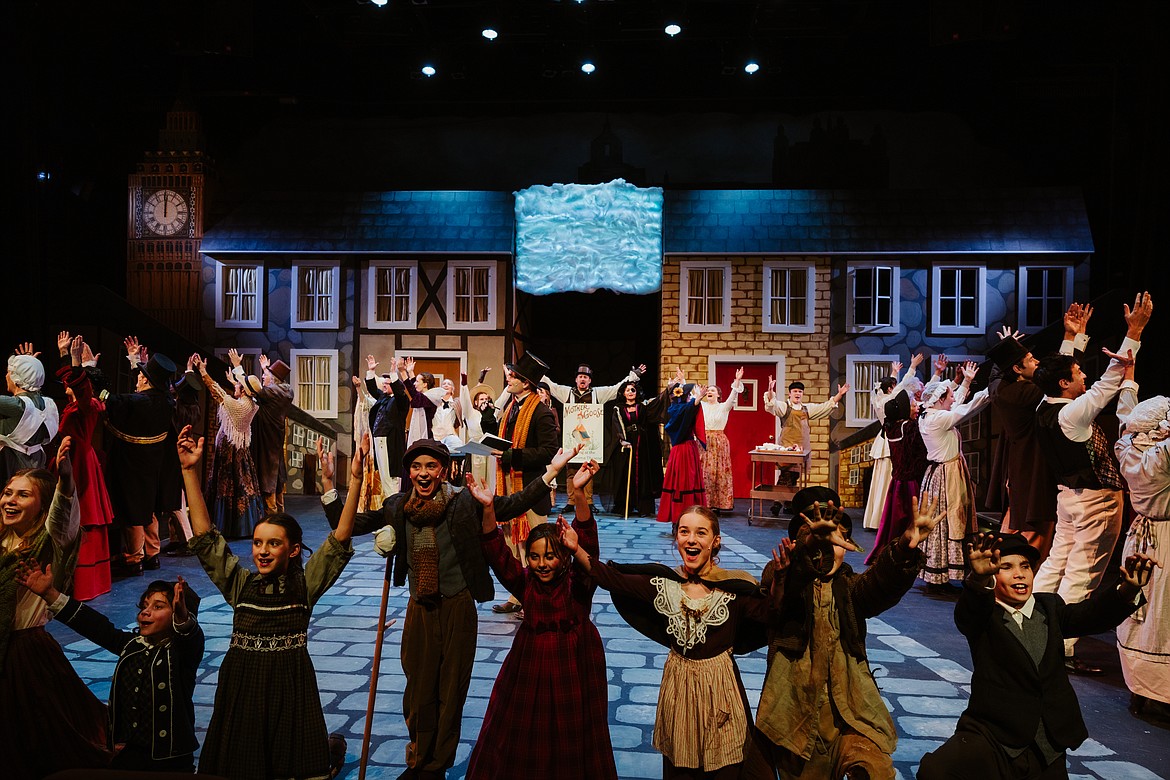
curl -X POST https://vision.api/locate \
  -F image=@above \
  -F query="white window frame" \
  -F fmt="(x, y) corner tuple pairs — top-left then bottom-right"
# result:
(931, 264), (987, 335)
(762, 260), (816, 333)
(1017, 265), (1074, 334)
(213, 348), (263, 379)
(446, 260), (497, 331)
(845, 261), (900, 335)
(679, 260), (732, 333)
(845, 353), (898, 427)
(291, 260), (341, 330)
(291, 424), (305, 448)
(214, 260), (265, 328)
(289, 348), (339, 419)
(288, 450), (304, 468)
(366, 260), (417, 329)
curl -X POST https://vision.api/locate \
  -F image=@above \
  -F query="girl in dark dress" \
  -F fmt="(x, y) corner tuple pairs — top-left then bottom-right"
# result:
(867, 389), (929, 564)
(178, 424), (363, 780)
(466, 461), (617, 780)
(608, 379), (671, 517)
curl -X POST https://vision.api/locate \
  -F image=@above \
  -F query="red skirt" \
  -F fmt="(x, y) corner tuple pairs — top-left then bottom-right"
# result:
(658, 440), (706, 524)
(0, 626), (111, 779)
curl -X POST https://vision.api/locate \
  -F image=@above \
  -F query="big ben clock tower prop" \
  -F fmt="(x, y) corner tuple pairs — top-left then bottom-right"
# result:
(127, 102), (207, 341)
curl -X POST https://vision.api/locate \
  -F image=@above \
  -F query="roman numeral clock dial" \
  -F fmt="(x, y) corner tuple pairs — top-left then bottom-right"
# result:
(143, 188), (189, 236)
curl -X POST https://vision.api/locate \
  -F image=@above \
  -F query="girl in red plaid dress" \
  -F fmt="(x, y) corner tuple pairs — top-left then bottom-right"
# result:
(465, 460), (617, 780)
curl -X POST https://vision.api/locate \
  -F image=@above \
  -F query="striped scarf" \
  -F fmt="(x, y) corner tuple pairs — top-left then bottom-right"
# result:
(496, 392), (541, 535)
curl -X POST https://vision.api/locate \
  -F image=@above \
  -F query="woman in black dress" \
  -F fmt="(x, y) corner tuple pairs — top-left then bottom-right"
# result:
(607, 379), (671, 517)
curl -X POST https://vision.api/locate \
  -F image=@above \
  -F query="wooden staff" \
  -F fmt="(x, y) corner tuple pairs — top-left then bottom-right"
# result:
(358, 558), (395, 780)
(624, 443), (634, 520)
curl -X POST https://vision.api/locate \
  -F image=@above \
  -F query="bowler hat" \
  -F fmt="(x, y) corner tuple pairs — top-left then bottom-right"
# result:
(986, 337), (1030, 372)
(268, 359), (291, 383)
(142, 354), (177, 391)
(575, 364), (593, 377)
(403, 438), (451, 469)
(996, 532), (1041, 566)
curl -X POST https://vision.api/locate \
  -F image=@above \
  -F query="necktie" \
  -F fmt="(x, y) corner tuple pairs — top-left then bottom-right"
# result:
(1010, 609), (1024, 628)
(505, 398), (520, 435)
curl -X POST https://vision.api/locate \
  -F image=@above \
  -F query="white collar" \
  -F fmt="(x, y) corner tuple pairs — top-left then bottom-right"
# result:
(996, 594), (1036, 619)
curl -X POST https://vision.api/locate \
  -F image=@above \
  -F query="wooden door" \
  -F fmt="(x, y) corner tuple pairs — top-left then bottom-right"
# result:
(713, 361), (780, 500)
(303, 453), (319, 495)
(411, 358), (464, 388)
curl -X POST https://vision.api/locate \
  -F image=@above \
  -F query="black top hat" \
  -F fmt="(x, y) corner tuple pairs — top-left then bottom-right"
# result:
(509, 352), (550, 387)
(986, 337), (1030, 372)
(403, 438), (451, 469)
(885, 389), (912, 423)
(575, 364), (593, 377)
(996, 532), (1041, 566)
(142, 354), (177, 391)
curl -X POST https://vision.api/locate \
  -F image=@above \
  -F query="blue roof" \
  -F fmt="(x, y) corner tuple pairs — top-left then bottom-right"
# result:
(201, 191), (514, 254)
(663, 187), (1094, 254)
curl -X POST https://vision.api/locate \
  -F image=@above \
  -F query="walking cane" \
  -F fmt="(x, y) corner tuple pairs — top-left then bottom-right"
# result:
(624, 443), (634, 520)
(358, 556), (396, 780)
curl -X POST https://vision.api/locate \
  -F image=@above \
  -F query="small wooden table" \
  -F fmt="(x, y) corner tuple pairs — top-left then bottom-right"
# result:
(748, 449), (808, 525)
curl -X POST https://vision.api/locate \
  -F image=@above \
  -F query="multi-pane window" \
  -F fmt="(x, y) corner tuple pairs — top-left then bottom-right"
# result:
(291, 424), (305, 447)
(290, 350), (338, 418)
(1019, 266), (1073, 332)
(932, 265), (986, 334)
(448, 262), (495, 329)
(292, 263), (339, 329)
(847, 263), (899, 332)
(762, 261), (815, 333)
(844, 354), (897, 427)
(216, 262), (264, 328)
(368, 261), (416, 328)
(679, 261), (731, 332)
(289, 450), (304, 468)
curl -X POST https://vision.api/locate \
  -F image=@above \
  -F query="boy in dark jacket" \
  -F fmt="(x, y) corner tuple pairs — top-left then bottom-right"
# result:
(918, 532), (1153, 779)
(16, 564), (204, 772)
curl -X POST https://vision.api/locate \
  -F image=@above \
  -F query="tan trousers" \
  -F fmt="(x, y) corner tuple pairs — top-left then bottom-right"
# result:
(122, 517), (160, 563)
(401, 590), (477, 773)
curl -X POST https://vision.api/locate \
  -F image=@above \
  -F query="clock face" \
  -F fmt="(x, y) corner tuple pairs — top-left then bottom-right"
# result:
(143, 189), (189, 236)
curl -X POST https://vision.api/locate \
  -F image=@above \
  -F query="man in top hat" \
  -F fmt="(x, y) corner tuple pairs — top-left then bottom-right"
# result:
(231, 351), (294, 513)
(320, 436), (580, 777)
(1, 344), (59, 486)
(763, 377), (849, 486)
(753, 487), (943, 779)
(102, 336), (178, 576)
(985, 304), (1089, 563)
(490, 352), (560, 613)
(919, 532), (1153, 779)
(1030, 292), (1151, 674)
(541, 361), (643, 511)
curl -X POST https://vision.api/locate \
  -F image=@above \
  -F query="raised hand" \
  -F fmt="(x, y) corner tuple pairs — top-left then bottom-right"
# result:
(124, 336), (141, 359)
(799, 502), (862, 552)
(14, 342), (40, 358)
(933, 354), (948, 376)
(55, 436), (74, 492)
(997, 325), (1023, 342)
(316, 435), (335, 481)
(909, 353), (925, 370)
(57, 331), (72, 357)
(366, 354), (378, 371)
(350, 432), (371, 481)
(176, 425), (205, 470)
(834, 382), (851, 401)
(404, 356), (416, 373)
(550, 444), (585, 474)
(961, 362), (978, 382)
(15, 560), (53, 597)
(735, 366), (744, 382)
(768, 376), (776, 392)
(1124, 291), (1154, 338)
(258, 354), (271, 371)
(571, 459), (599, 489)
(465, 473), (495, 506)
(227, 348), (243, 368)
(901, 494), (943, 549)
(69, 335), (84, 366)
(352, 375), (362, 389)
(81, 341), (99, 365)
(965, 533), (1001, 578)
(891, 361), (904, 375)
(173, 576), (190, 625)
(1118, 552), (1160, 598)
(1101, 347), (1135, 367)
(557, 516), (579, 554)
(191, 354), (208, 375)
(636, 363), (648, 375)
(771, 537), (796, 571)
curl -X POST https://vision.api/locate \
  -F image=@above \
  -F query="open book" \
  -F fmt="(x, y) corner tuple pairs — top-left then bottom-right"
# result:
(452, 432), (512, 456)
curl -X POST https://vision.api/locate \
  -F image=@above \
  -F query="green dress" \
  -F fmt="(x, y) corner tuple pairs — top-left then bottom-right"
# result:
(192, 529), (353, 779)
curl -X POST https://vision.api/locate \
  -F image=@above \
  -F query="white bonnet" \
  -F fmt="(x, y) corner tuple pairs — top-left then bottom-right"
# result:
(7, 354), (45, 392)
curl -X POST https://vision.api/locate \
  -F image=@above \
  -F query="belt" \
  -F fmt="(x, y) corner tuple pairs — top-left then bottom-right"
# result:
(229, 631), (308, 652)
(530, 617), (580, 634)
(105, 421), (168, 445)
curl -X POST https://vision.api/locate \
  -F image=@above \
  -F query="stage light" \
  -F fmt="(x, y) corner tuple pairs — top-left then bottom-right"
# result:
(421, 65), (436, 77)
(371, 0), (388, 6)
(664, 23), (681, 37)
(482, 28), (498, 41)
(744, 61), (760, 74)
(581, 61), (595, 74)
(36, 171), (51, 181)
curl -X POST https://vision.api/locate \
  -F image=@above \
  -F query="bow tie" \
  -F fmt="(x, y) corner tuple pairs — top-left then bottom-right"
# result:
(442, 401), (450, 409)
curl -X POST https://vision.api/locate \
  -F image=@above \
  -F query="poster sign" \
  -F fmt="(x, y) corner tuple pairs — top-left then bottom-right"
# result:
(562, 403), (606, 464)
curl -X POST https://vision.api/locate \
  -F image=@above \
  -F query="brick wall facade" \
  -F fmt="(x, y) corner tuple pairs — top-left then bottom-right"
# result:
(660, 254), (836, 486)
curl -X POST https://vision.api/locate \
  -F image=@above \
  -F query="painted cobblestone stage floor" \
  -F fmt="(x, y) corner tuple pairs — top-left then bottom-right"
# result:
(53, 496), (1169, 779)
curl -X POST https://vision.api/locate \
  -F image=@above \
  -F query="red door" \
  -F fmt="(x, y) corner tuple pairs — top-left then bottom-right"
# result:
(713, 361), (780, 500)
